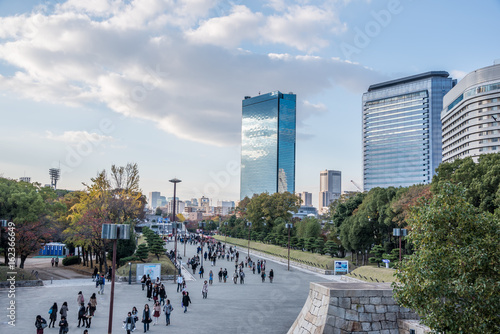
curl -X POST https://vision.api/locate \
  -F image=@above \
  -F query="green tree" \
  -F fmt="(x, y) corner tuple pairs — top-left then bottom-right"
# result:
(324, 240), (339, 257)
(148, 237), (165, 260)
(296, 216), (321, 239)
(368, 244), (385, 266)
(314, 238), (325, 254)
(393, 183), (500, 333)
(135, 243), (149, 262)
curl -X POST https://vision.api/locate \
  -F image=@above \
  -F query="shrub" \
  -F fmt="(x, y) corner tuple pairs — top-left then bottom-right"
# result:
(119, 256), (139, 267)
(62, 255), (81, 266)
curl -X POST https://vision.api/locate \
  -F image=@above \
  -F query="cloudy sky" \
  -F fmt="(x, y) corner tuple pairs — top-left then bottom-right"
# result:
(0, 0), (499, 207)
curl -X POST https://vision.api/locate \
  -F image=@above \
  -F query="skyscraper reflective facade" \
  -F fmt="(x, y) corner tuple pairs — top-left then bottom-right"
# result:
(363, 72), (455, 191)
(319, 169), (341, 211)
(240, 91), (296, 199)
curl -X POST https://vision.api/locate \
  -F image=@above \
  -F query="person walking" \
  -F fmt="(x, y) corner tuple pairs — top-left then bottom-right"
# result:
(35, 315), (47, 334)
(77, 302), (87, 328)
(269, 269), (274, 283)
(58, 316), (68, 334)
(208, 270), (213, 285)
(233, 271), (238, 284)
(152, 301), (161, 326)
(99, 274), (105, 294)
(48, 302), (58, 328)
(176, 275), (184, 293)
(182, 291), (191, 313)
(159, 284), (166, 305)
(77, 291), (85, 307)
(92, 267), (98, 281)
(131, 306), (139, 323)
(257, 260), (261, 274)
(239, 270), (245, 284)
(223, 268), (228, 283)
(199, 265), (204, 279)
(142, 304), (152, 333)
(152, 285), (159, 304)
(85, 302), (93, 328)
(163, 299), (173, 326)
(124, 312), (135, 334)
(55, 257), (59, 267)
(59, 302), (68, 320)
(261, 270), (266, 283)
(51, 257), (55, 267)
(147, 282), (153, 301)
(89, 293), (97, 317)
(202, 280), (208, 299)
(252, 263), (256, 274)
(218, 268), (223, 283)
(141, 275), (147, 291)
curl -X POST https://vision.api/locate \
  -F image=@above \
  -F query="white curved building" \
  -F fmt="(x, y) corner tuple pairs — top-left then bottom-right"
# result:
(441, 64), (500, 163)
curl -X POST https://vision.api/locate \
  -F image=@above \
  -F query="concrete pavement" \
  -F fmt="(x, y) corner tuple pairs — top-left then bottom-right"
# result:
(1, 240), (346, 333)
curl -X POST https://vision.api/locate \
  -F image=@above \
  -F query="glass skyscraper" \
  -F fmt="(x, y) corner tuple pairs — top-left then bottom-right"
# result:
(240, 91), (296, 200)
(362, 72), (455, 191)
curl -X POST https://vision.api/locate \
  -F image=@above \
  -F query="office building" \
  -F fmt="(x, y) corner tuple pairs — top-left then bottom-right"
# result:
(298, 192), (312, 207)
(442, 64), (500, 162)
(319, 170), (341, 211)
(19, 176), (31, 183)
(363, 72), (455, 191)
(149, 191), (160, 210)
(240, 91), (296, 199)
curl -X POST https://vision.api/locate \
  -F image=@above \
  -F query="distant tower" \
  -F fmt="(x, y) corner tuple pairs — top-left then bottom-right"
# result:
(49, 168), (60, 189)
(319, 170), (341, 212)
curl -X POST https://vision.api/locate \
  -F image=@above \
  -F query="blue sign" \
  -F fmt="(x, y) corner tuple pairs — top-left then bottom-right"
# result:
(382, 259), (390, 263)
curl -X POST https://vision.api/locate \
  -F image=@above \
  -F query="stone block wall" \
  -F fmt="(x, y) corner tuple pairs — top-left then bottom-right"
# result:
(288, 282), (421, 334)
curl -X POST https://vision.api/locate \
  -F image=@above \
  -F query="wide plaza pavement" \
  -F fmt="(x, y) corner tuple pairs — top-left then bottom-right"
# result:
(1, 239), (344, 333)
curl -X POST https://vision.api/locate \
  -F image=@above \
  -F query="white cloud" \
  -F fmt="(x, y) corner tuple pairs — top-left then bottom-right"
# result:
(0, 0), (382, 147)
(450, 70), (468, 81)
(45, 131), (114, 143)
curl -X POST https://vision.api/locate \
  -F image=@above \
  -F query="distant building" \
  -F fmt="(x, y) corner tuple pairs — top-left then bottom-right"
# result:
(319, 170), (341, 212)
(167, 200), (184, 216)
(298, 192), (312, 206)
(240, 91), (296, 199)
(149, 191), (161, 210)
(19, 177), (31, 183)
(292, 206), (318, 219)
(363, 71), (455, 191)
(442, 64), (500, 162)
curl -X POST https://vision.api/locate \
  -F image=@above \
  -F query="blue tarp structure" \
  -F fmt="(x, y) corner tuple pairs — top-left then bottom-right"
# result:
(39, 242), (69, 256)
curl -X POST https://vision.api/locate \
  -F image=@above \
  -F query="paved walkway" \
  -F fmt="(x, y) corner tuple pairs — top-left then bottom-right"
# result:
(0, 240), (346, 333)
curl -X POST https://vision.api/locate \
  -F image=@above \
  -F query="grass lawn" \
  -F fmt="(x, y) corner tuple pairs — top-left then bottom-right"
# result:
(346, 265), (397, 283)
(0, 265), (37, 281)
(213, 235), (349, 270)
(115, 254), (177, 277)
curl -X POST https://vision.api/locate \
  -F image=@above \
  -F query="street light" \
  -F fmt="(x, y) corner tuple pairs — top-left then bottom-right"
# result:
(199, 221), (206, 266)
(224, 222), (228, 247)
(246, 221), (252, 258)
(169, 178), (182, 284)
(393, 228), (408, 262)
(183, 222), (187, 257)
(285, 223), (293, 271)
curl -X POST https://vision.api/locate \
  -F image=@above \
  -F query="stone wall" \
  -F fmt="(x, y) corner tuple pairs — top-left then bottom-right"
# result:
(288, 282), (422, 334)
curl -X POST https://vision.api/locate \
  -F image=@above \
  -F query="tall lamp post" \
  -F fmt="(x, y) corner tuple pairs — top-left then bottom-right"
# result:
(224, 222), (228, 247)
(183, 222), (187, 257)
(393, 228), (408, 262)
(128, 262), (132, 284)
(169, 178), (181, 283)
(101, 224), (130, 334)
(285, 223), (293, 271)
(246, 221), (252, 258)
(199, 221), (205, 265)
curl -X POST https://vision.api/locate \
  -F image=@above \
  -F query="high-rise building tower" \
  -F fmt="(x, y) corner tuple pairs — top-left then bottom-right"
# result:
(442, 64), (500, 162)
(298, 192), (312, 206)
(149, 191), (161, 211)
(240, 91), (296, 199)
(319, 170), (341, 211)
(363, 72), (455, 191)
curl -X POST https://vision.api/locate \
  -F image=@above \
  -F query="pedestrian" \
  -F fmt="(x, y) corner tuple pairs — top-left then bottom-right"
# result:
(202, 280), (208, 299)
(99, 274), (105, 294)
(257, 260), (261, 274)
(261, 270), (266, 283)
(51, 257), (55, 267)
(142, 304), (152, 333)
(77, 291), (85, 306)
(147, 282), (152, 301)
(58, 316), (68, 334)
(152, 301), (161, 326)
(152, 284), (159, 303)
(218, 268), (223, 282)
(233, 271), (238, 284)
(48, 302), (58, 328)
(141, 275), (146, 291)
(85, 302), (93, 328)
(124, 311), (135, 334)
(35, 315), (47, 334)
(182, 291), (191, 313)
(92, 267), (98, 281)
(55, 257), (59, 267)
(239, 270), (245, 284)
(252, 263), (256, 274)
(89, 293), (97, 316)
(269, 269), (274, 283)
(199, 265), (204, 278)
(59, 302), (68, 320)
(163, 299), (173, 326)
(176, 275), (183, 292)
(209, 270), (213, 285)
(77, 302), (87, 328)
(131, 306), (139, 323)
(223, 268), (228, 283)
(107, 267), (112, 282)
(159, 284), (166, 305)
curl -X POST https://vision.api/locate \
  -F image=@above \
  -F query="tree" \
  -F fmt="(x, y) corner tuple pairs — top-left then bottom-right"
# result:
(393, 183), (500, 333)
(324, 240), (339, 258)
(148, 237), (165, 260)
(296, 216), (321, 239)
(368, 244), (385, 266)
(135, 243), (149, 262)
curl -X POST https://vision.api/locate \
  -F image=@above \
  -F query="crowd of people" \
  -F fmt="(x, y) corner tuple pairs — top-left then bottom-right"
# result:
(35, 234), (275, 334)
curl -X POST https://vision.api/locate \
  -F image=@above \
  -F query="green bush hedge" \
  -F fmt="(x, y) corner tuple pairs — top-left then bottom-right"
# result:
(62, 255), (81, 266)
(119, 256), (138, 267)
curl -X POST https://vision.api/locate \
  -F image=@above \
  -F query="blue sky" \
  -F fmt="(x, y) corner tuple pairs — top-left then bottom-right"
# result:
(0, 0), (499, 207)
